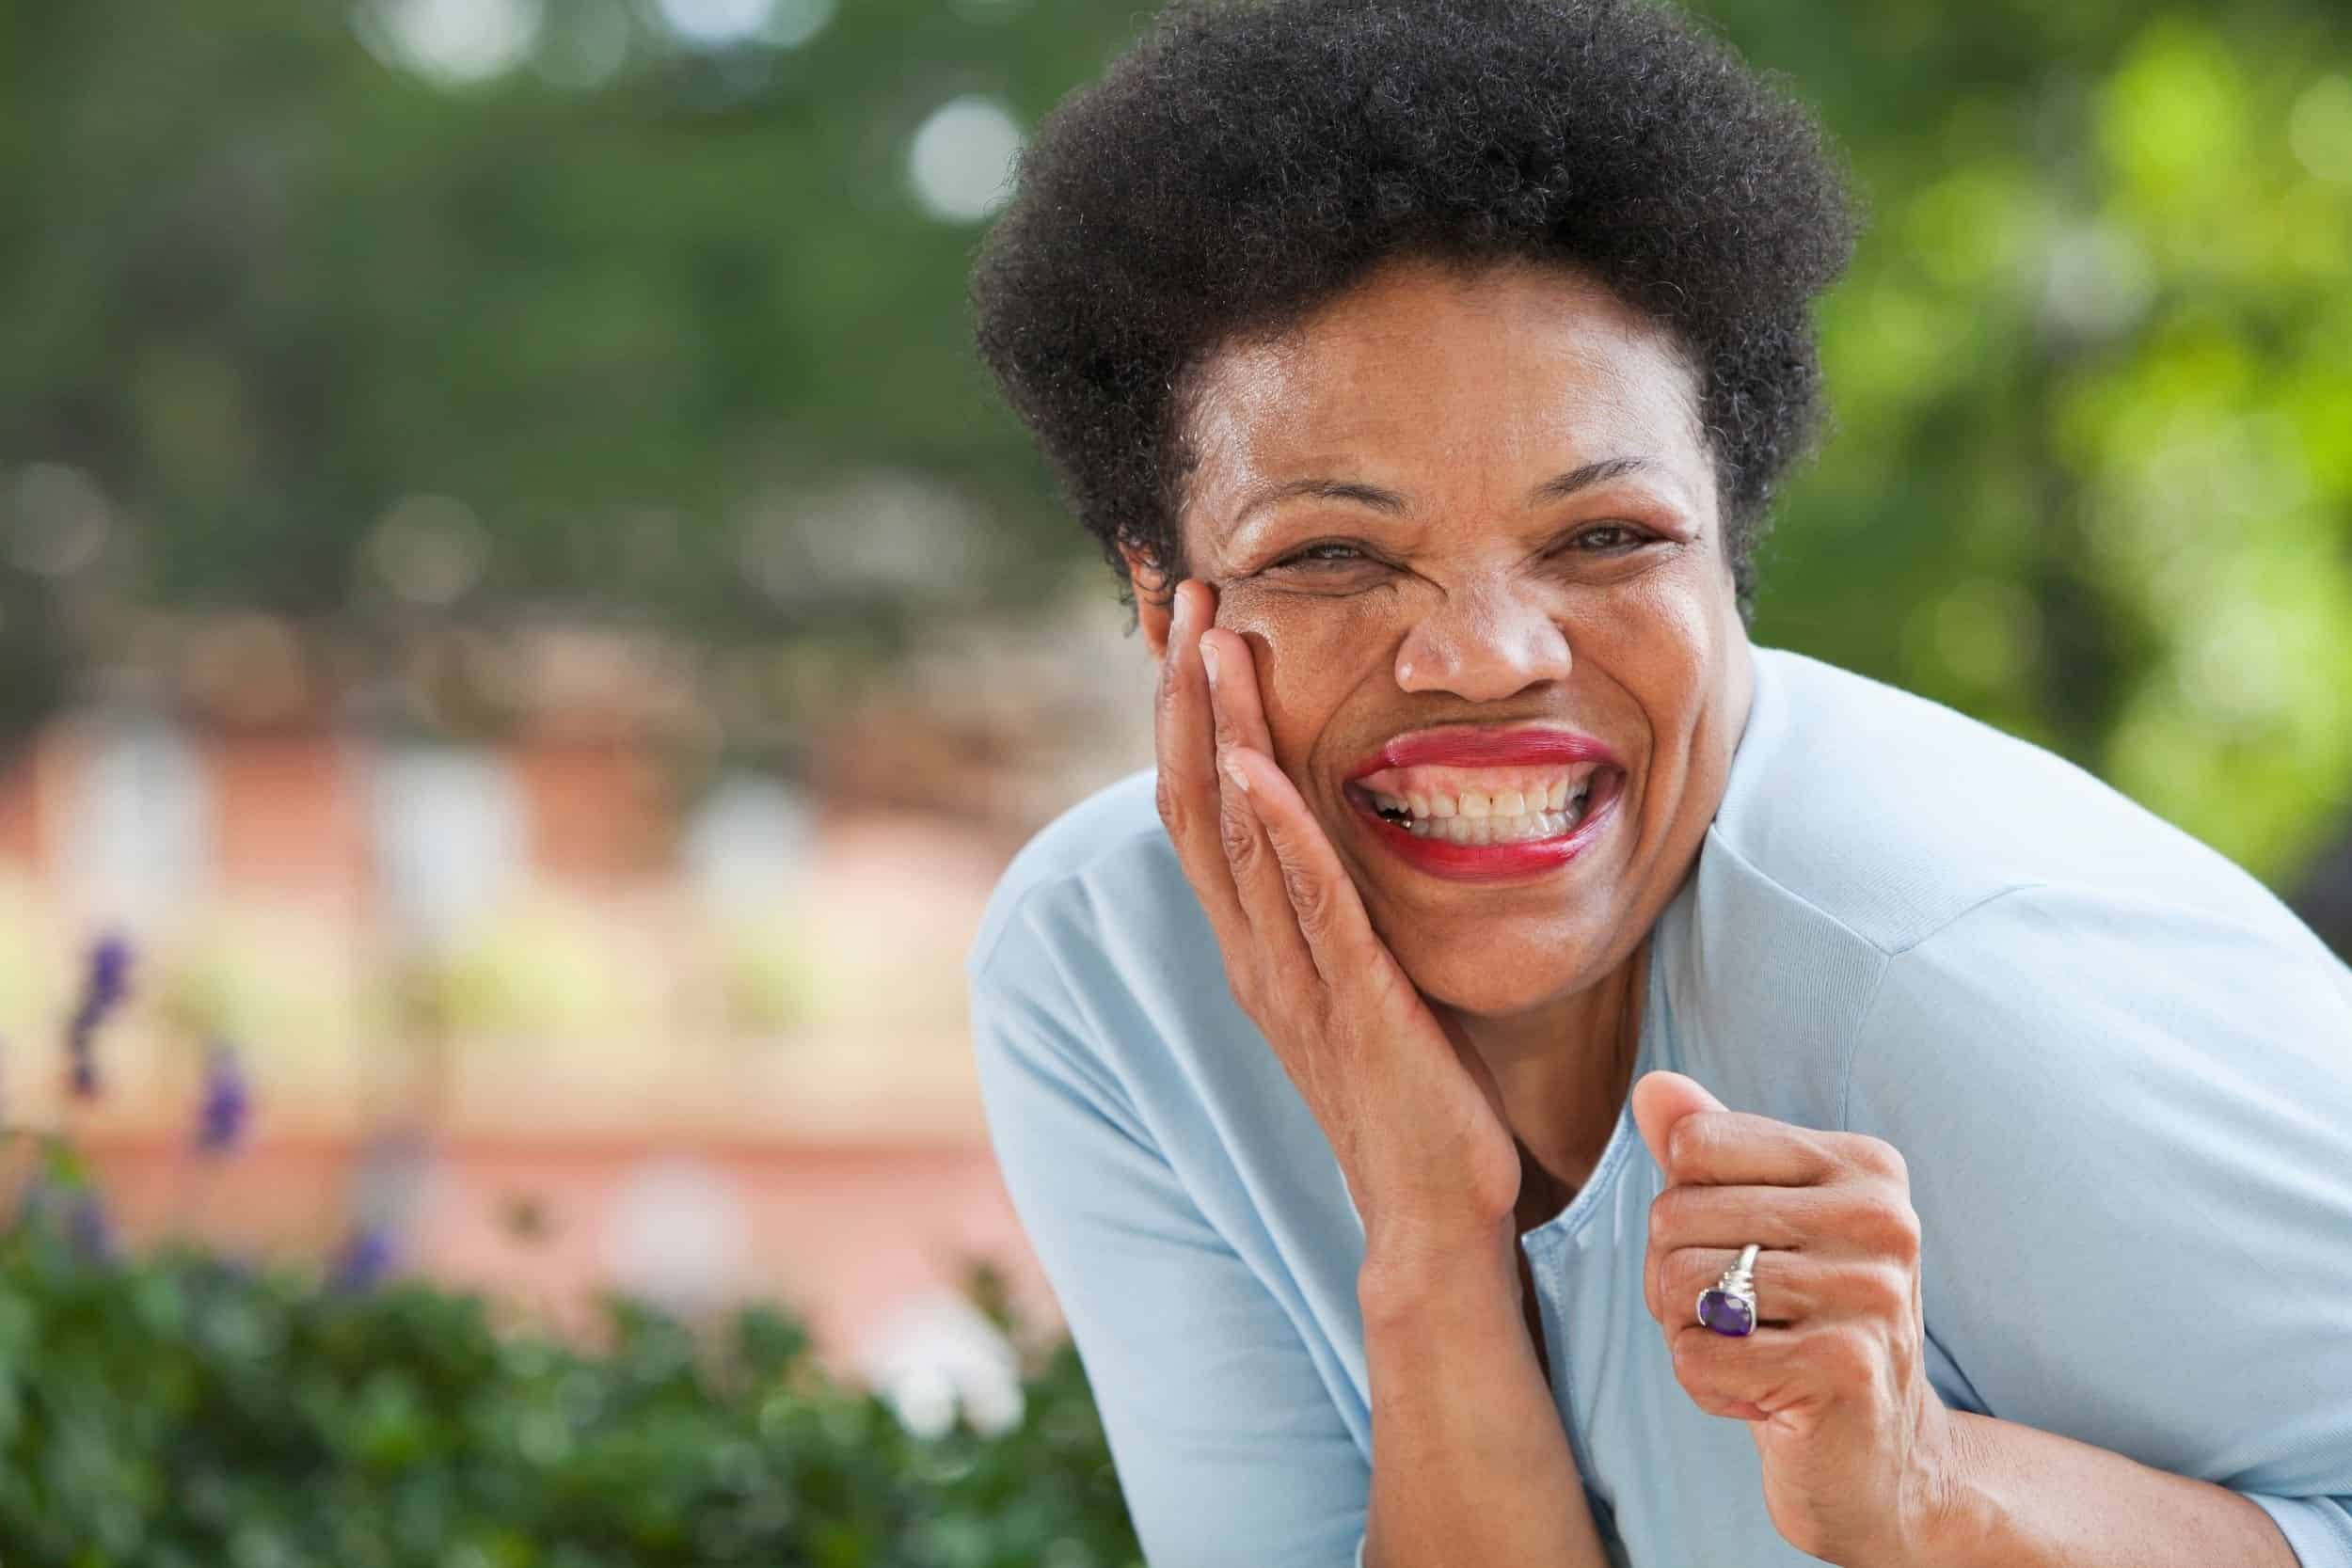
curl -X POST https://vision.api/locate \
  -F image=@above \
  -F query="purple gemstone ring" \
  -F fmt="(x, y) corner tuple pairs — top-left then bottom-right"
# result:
(1696, 1243), (1762, 1336)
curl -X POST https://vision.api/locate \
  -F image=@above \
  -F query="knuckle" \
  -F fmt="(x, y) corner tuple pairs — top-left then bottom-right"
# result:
(1217, 801), (1257, 867)
(1667, 1117), (1705, 1173)
(1840, 1187), (1919, 1260)
(1836, 1192), (1914, 1260)
(1879, 1198), (1923, 1263)
(1279, 857), (1330, 932)
(1207, 691), (1238, 748)
(1154, 772), (1184, 834)
(1647, 1188), (1683, 1248)
(1847, 1132), (1907, 1183)
(1857, 1262), (1911, 1317)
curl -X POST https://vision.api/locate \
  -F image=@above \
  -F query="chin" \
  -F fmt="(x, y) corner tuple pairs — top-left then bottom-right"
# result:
(1390, 931), (1593, 1020)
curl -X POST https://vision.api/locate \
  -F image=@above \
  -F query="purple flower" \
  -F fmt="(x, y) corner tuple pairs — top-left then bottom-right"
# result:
(326, 1225), (396, 1293)
(65, 1187), (112, 1263)
(63, 930), (134, 1101)
(195, 1041), (249, 1155)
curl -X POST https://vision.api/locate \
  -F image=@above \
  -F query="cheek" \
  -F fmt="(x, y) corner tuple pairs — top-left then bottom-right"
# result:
(1216, 592), (1392, 768)
(1604, 569), (1725, 713)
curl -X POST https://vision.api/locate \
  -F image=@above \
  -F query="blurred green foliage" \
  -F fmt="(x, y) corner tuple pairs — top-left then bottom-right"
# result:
(0, 1196), (1141, 1568)
(1, 0), (2347, 886)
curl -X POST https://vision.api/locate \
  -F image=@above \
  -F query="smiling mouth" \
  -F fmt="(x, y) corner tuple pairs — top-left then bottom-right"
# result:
(1343, 766), (1625, 845)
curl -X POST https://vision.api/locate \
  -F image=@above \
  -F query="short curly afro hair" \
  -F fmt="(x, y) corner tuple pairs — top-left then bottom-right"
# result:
(969, 0), (1864, 628)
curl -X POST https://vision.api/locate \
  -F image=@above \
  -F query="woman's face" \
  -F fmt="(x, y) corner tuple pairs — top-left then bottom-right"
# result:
(1131, 253), (1754, 1021)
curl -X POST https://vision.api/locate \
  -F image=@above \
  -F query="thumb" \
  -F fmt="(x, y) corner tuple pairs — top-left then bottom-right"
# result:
(1631, 1069), (1728, 1180)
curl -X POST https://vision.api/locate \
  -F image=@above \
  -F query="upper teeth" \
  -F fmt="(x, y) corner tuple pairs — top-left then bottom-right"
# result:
(1362, 774), (1599, 847)
(1366, 777), (1591, 819)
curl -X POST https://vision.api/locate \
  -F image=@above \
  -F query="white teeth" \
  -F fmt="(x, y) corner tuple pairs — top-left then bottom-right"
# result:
(1365, 771), (1607, 844)
(1406, 809), (1575, 845)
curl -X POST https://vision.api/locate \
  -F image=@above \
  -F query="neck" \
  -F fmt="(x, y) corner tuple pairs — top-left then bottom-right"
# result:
(1441, 929), (1652, 1204)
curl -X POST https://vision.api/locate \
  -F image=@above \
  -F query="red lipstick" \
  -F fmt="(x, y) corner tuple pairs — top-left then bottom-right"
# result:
(1343, 724), (1622, 781)
(1340, 724), (1628, 885)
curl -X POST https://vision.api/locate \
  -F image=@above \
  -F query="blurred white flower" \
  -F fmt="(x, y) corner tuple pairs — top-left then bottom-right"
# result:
(857, 1288), (1025, 1440)
(605, 1157), (748, 1312)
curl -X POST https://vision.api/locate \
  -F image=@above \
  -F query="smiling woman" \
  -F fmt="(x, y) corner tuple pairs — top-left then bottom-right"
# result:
(962, 3), (2352, 1567)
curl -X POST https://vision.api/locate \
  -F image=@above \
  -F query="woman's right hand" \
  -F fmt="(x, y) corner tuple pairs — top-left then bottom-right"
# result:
(1152, 576), (1526, 1267)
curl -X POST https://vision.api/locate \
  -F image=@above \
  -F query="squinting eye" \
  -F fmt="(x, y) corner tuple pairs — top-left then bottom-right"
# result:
(1569, 525), (1645, 552)
(1273, 542), (1374, 569)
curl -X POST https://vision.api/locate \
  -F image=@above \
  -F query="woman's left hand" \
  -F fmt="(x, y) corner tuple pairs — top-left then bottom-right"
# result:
(1630, 1069), (1963, 1567)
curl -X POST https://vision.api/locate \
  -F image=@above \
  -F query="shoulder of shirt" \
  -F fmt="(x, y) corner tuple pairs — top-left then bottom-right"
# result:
(964, 765), (1169, 987)
(1708, 644), (2292, 959)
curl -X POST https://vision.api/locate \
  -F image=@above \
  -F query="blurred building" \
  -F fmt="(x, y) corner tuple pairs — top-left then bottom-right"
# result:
(0, 587), (1157, 1379)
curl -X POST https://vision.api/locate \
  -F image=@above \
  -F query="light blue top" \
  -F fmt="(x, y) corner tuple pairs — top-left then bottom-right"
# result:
(964, 642), (2352, 1568)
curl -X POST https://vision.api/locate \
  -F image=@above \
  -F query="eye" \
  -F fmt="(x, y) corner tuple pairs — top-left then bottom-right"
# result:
(1562, 524), (1650, 554)
(1270, 541), (1378, 570)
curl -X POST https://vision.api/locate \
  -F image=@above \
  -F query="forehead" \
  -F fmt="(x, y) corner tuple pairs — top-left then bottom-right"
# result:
(1178, 256), (1710, 535)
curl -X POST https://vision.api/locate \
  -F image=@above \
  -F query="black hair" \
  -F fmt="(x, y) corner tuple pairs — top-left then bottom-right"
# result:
(970, 0), (1864, 627)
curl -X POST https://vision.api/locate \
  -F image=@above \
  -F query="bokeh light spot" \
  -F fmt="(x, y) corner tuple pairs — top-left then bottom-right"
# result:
(762, 0), (834, 47)
(907, 95), (1025, 224)
(2290, 73), (2352, 184)
(357, 0), (543, 86)
(658, 0), (771, 49)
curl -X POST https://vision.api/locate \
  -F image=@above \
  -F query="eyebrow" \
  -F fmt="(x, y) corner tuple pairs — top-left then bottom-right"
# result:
(1223, 455), (1658, 546)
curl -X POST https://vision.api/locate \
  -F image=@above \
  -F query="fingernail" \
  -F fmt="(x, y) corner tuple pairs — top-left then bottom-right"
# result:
(1198, 638), (1220, 685)
(1221, 752), (1250, 794)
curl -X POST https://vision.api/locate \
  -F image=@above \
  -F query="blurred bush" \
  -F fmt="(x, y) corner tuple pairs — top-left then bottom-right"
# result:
(0, 1199), (1141, 1568)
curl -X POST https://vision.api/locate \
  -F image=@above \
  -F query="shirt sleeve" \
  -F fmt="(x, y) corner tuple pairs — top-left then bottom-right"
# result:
(969, 906), (1371, 1568)
(1841, 881), (2352, 1566)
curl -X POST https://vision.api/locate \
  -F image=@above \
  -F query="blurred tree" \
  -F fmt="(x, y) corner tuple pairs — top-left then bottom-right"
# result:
(0, 0), (2346, 897)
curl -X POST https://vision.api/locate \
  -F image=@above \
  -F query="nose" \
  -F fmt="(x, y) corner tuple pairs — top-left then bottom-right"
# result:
(1394, 580), (1573, 702)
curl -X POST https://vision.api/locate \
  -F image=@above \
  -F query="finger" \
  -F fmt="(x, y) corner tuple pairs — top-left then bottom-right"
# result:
(1654, 1244), (1842, 1327)
(1668, 1319), (1848, 1420)
(1222, 743), (1402, 999)
(1194, 629), (1307, 969)
(1645, 1185), (1812, 1323)
(1208, 750), (1320, 988)
(1152, 579), (1251, 947)
(1648, 1179), (1914, 1271)
(1662, 1110), (1849, 1187)
(1198, 625), (1277, 759)
(1197, 627), (1376, 989)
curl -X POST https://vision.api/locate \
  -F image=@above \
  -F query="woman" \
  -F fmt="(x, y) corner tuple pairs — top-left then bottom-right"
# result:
(962, 2), (2352, 1564)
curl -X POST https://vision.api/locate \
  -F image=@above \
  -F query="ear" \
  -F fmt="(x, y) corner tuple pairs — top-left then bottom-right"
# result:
(1120, 543), (1177, 661)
